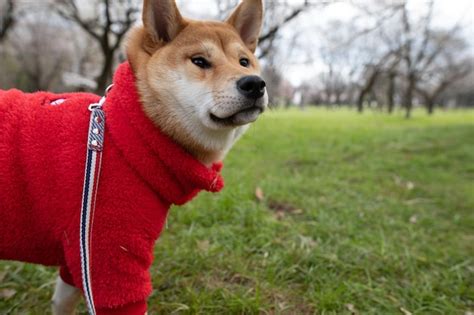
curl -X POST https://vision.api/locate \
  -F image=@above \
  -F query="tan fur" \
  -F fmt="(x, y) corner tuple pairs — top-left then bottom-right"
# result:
(226, 0), (264, 53)
(127, 0), (267, 165)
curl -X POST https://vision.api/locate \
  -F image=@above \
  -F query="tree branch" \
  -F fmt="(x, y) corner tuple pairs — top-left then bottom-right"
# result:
(258, 4), (308, 45)
(0, 0), (15, 41)
(54, 0), (102, 41)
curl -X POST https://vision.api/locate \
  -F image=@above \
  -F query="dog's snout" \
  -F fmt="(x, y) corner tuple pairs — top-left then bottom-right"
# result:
(237, 76), (266, 99)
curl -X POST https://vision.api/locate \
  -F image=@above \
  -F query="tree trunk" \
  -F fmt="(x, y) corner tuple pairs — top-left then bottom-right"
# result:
(356, 92), (365, 113)
(405, 99), (412, 119)
(95, 49), (114, 94)
(387, 72), (396, 114)
(0, 0), (15, 42)
(335, 92), (341, 107)
(357, 69), (380, 113)
(404, 73), (415, 119)
(426, 98), (435, 115)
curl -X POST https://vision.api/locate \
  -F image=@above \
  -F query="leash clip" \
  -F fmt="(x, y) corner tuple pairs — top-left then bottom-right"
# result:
(88, 84), (113, 112)
(87, 84), (112, 151)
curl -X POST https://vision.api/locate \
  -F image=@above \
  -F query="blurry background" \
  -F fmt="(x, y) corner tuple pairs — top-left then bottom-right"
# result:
(0, 0), (472, 118)
(0, 1), (473, 314)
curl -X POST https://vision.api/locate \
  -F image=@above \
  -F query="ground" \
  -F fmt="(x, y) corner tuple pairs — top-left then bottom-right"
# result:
(1, 108), (473, 314)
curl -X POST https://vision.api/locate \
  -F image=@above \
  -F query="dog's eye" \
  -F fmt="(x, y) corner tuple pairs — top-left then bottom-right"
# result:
(191, 57), (211, 69)
(239, 58), (250, 67)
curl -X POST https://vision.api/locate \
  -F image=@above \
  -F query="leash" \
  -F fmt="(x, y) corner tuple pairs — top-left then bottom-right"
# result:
(79, 85), (112, 315)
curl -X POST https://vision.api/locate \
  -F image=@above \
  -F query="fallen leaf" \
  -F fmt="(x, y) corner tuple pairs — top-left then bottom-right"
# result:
(465, 311), (474, 315)
(173, 304), (190, 311)
(409, 215), (418, 224)
(278, 302), (288, 310)
(0, 289), (16, 299)
(255, 187), (264, 202)
(406, 181), (415, 190)
(345, 303), (358, 314)
(400, 307), (413, 315)
(393, 175), (415, 190)
(291, 208), (304, 214)
(386, 294), (398, 303)
(197, 240), (210, 251)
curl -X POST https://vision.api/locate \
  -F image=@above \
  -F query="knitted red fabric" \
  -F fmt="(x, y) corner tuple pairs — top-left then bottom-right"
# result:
(0, 62), (224, 311)
(97, 301), (148, 315)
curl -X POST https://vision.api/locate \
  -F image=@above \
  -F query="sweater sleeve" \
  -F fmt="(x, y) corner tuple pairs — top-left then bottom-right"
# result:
(97, 300), (147, 315)
(62, 228), (156, 309)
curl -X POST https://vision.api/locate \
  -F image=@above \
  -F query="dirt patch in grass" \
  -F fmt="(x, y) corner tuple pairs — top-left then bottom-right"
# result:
(204, 273), (256, 291)
(255, 187), (303, 219)
(266, 288), (317, 315)
(267, 200), (303, 220)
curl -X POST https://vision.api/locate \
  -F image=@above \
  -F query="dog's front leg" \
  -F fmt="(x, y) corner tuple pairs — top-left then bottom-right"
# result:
(52, 276), (81, 315)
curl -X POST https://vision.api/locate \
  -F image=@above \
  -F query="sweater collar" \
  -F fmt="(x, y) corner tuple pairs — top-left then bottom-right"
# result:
(104, 62), (224, 205)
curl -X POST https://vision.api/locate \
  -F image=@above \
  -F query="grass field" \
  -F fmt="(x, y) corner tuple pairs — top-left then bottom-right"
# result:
(1, 108), (473, 314)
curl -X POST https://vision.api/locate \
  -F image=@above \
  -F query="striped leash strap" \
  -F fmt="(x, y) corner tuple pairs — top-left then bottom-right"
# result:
(79, 85), (112, 315)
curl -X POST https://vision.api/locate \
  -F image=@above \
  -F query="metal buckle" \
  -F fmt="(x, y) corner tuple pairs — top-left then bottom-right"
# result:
(88, 84), (113, 111)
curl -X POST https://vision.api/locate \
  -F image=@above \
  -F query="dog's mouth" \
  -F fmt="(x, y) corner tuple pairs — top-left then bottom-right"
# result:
(210, 106), (263, 126)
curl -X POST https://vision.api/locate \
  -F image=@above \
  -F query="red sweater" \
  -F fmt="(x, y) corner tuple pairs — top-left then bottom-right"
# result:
(0, 63), (224, 313)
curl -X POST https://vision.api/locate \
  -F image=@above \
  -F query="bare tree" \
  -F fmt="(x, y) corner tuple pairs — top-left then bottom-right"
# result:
(336, 0), (470, 117)
(397, 0), (466, 117)
(415, 33), (472, 114)
(9, 13), (73, 91)
(0, 0), (15, 41)
(315, 4), (405, 112)
(440, 67), (474, 108)
(54, 0), (140, 93)
(385, 70), (397, 113)
(399, 1), (421, 119)
(257, 0), (315, 59)
(355, 52), (401, 113)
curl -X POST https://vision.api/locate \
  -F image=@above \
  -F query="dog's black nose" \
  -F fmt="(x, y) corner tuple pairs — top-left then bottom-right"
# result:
(237, 76), (266, 99)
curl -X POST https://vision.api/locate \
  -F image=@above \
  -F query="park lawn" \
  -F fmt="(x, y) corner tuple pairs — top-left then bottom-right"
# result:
(1, 108), (473, 314)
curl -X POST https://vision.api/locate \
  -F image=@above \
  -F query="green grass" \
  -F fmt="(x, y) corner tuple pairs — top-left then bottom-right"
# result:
(1, 108), (473, 314)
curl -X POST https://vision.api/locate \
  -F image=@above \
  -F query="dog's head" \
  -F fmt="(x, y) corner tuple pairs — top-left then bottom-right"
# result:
(127, 0), (267, 164)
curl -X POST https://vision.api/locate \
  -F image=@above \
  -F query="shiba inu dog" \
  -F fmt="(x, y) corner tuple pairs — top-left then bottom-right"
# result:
(0, 0), (267, 314)
(130, 0), (268, 165)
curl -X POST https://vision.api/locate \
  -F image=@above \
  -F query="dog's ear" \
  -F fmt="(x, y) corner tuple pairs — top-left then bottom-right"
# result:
(226, 0), (264, 53)
(142, 0), (185, 52)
